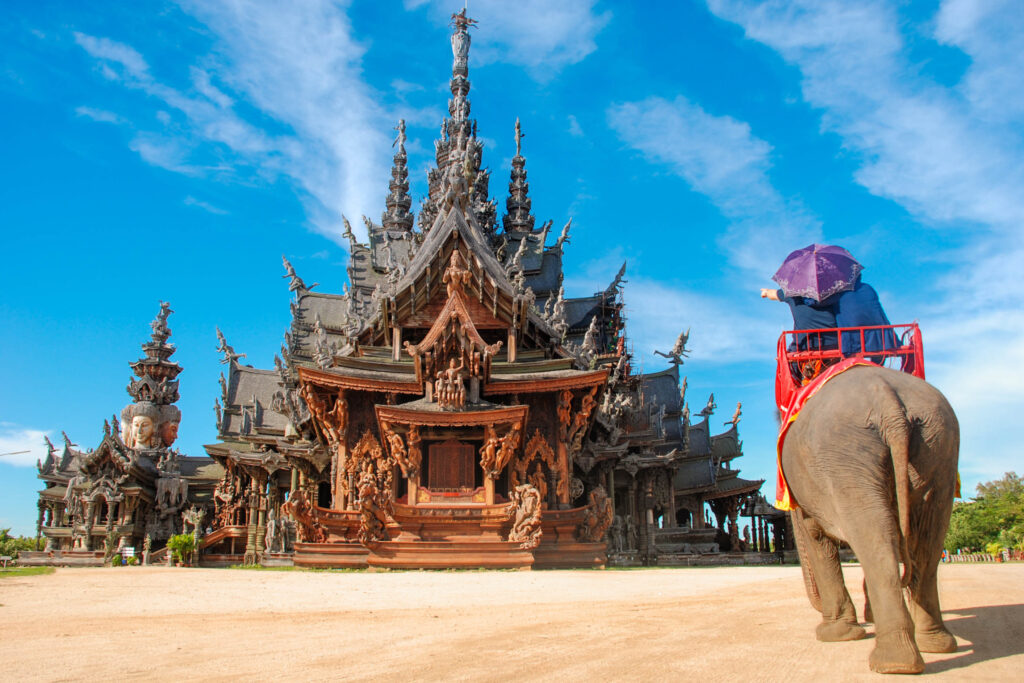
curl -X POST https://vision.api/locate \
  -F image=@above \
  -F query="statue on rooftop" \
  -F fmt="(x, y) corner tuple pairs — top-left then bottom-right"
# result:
(555, 218), (572, 253)
(216, 327), (246, 365)
(282, 255), (317, 293)
(654, 329), (690, 365)
(514, 117), (524, 157)
(151, 301), (173, 342)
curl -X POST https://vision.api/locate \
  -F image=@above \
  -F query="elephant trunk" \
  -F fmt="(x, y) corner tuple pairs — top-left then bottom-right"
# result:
(875, 384), (913, 589)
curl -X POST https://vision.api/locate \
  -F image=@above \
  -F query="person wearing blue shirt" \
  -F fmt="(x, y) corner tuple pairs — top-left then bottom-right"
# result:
(831, 279), (895, 356)
(760, 287), (838, 351)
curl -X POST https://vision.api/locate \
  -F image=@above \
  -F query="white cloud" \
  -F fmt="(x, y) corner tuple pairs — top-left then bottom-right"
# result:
(407, 0), (611, 78)
(74, 106), (125, 124)
(567, 114), (584, 137)
(73, 0), (397, 244)
(565, 253), (779, 366)
(704, 0), (1024, 489)
(184, 195), (228, 215)
(607, 96), (821, 275)
(0, 424), (53, 468)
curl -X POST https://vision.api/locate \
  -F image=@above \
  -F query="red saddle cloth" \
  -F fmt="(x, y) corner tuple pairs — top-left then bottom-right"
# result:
(775, 358), (875, 510)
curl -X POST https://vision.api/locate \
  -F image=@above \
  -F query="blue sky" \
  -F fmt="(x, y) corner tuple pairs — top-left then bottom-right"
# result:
(2, 0), (1022, 535)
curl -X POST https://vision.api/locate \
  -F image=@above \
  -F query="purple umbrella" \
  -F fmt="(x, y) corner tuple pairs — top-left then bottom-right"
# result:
(772, 244), (863, 302)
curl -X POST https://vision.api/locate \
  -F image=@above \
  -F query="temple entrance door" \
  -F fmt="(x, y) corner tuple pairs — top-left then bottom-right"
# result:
(427, 439), (475, 490)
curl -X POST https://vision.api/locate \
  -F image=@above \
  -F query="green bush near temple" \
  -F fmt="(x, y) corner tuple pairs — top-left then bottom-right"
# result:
(945, 472), (1024, 552)
(0, 528), (38, 559)
(167, 533), (196, 565)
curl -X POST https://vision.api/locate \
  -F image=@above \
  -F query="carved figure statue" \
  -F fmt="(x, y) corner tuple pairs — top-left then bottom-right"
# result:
(435, 358), (467, 409)
(151, 301), (173, 341)
(700, 393), (717, 418)
(610, 515), (625, 553)
(555, 218), (571, 253)
(654, 329), (690, 365)
(479, 425), (502, 479)
(215, 326), (246, 364)
(578, 487), (615, 542)
(442, 250), (472, 296)
(357, 469), (392, 545)
(281, 489), (327, 544)
(282, 255), (317, 293)
(160, 420), (179, 447)
(406, 426), (422, 479)
(265, 509), (282, 553)
(507, 484), (543, 550)
(727, 401), (742, 426)
(131, 415), (156, 449)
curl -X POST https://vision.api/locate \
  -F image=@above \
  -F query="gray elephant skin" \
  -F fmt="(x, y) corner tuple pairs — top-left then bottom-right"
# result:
(782, 364), (959, 674)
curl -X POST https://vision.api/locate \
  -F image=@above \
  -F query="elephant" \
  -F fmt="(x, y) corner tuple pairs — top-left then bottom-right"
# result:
(781, 364), (959, 674)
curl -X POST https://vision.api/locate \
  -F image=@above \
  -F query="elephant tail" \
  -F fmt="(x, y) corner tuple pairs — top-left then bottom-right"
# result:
(876, 382), (913, 589)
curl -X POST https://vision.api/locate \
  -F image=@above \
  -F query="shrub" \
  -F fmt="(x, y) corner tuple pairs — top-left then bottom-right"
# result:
(166, 533), (197, 565)
(0, 528), (38, 559)
(126, 555), (138, 566)
(110, 553), (122, 567)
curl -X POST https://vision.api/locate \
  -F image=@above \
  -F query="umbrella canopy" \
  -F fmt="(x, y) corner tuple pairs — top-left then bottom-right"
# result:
(772, 244), (863, 302)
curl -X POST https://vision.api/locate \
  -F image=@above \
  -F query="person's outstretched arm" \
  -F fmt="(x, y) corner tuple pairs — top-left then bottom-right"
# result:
(760, 288), (781, 301)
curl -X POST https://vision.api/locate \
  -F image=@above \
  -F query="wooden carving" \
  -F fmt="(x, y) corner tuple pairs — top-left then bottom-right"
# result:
(382, 421), (420, 479)
(479, 425), (502, 479)
(348, 429), (393, 501)
(442, 249), (471, 296)
(357, 469), (393, 545)
(507, 484), (543, 550)
(569, 386), (599, 456)
(512, 428), (561, 501)
(578, 486), (614, 542)
(557, 389), (573, 442)
(281, 489), (327, 543)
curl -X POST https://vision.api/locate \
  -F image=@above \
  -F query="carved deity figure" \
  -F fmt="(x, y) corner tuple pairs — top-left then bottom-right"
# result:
(507, 484), (543, 550)
(131, 415), (156, 449)
(406, 426), (422, 478)
(281, 489), (327, 544)
(435, 358), (467, 409)
(357, 469), (392, 545)
(578, 487), (615, 543)
(442, 250), (472, 297)
(160, 420), (179, 447)
(479, 425), (502, 479)
(265, 509), (280, 553)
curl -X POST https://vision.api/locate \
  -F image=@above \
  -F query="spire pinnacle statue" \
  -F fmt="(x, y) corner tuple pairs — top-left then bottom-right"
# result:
(382, 120), (414, 231)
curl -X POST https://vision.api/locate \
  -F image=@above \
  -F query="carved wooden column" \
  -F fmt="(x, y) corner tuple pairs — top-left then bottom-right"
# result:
(507, 327), (517, 363)
(607, 468), (615, 515)
(392, 326), (402, 362)
(484, 477), (495, 505)
(666, 479), (677, 528)
(727, 501), (739, 552)
(244, 478), (258, 565)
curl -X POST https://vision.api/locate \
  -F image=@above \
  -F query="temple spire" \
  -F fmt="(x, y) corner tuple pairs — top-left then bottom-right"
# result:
(382, 120), (414, 232)
(420, 9), (490, 232)
(503, 117), (534, 234)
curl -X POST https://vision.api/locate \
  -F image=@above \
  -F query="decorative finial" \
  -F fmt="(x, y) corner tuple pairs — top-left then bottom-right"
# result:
(654, 328), (689, 366)
(555, 218), (572, 252)
(514, 117), (523, 157)
(216, 327), (246, 365)
(726, 401), (742, 426)
(282, 255), (317, 293)
(150, 301), (173, 343)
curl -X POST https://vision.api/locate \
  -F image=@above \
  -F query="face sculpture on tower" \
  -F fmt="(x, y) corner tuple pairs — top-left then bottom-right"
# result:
(131, 415), (156, 449)
(160, 420), (179, 447)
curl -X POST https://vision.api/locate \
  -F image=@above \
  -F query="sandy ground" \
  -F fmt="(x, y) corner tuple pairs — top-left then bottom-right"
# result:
(1, 563), (1021, 682)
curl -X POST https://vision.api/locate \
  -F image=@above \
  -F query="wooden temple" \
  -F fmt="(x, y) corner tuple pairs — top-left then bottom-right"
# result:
(26, 10), (788, 570)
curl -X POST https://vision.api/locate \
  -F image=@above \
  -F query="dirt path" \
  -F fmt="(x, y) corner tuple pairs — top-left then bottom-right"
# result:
(1, 563), (1021, 681)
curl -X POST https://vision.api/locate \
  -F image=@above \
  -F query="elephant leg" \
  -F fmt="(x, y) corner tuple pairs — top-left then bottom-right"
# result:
(844, 509), (923, 674)
(908, 554), (956, 653)
(862, 577), (873, 623)
(791, 508), (864, 642)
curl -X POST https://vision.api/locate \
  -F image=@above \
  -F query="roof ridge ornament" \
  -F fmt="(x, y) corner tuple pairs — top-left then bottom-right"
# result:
(215, 327), (246, 365)
(653, 328), (689, 366)
(282, 255), (317, 294)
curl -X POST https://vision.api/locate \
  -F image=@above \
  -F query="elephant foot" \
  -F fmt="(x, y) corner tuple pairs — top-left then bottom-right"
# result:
(870, 630), (925, 675)
(916, 628), (957, 653)
(816, 619), (866, 642)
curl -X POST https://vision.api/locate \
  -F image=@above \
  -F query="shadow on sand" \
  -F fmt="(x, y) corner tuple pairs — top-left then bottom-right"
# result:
(923, 603), (1024, 673)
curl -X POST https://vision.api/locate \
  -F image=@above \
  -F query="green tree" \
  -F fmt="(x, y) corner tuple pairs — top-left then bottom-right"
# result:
(945, 472), (1024, 552)
(0, 528), (39, 559)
